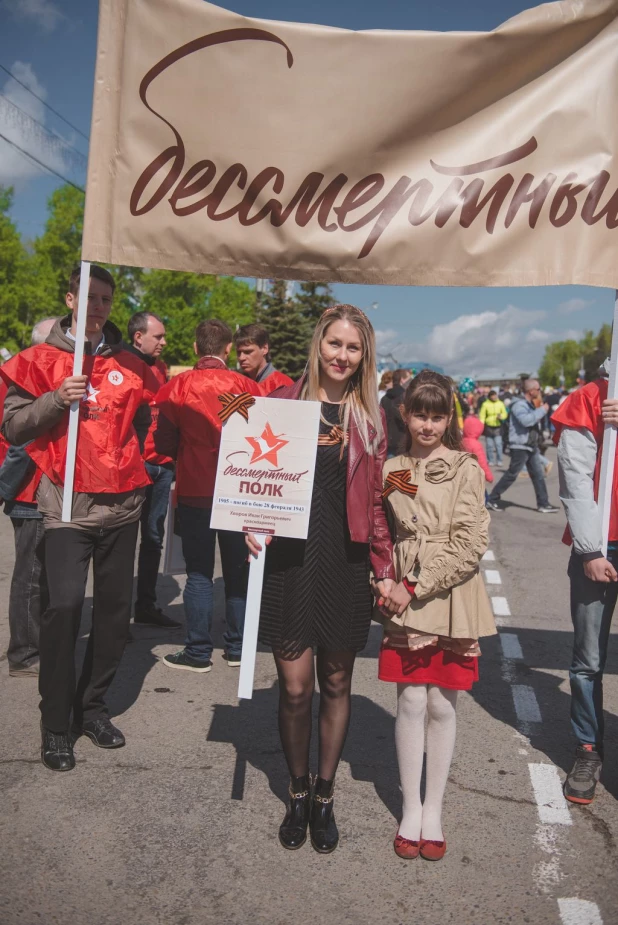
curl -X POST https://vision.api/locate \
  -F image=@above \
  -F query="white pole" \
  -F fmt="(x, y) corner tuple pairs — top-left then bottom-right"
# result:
(237, 543), (266, 700)
(598, 290), (618, 556)
(61, 260), (91, 523)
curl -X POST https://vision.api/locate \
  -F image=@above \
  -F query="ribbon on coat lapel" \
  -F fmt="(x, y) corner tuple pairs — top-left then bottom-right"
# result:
(382, 468), (418, 499)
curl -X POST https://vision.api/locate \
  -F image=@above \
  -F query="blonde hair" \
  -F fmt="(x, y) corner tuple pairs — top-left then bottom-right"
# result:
(301, 304), (383, 452)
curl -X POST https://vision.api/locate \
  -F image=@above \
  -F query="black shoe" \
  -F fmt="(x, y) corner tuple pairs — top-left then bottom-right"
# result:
(41, 723), (75, 772)
(134, 604), (182, 629)
(310, 777), (339, 854)
(74, 716), (126, 749)
(486, 500), (503, 512)
(537, 504), (560, 514)
(564, 744), (603, 804)
(279, 775), (311, 850)
(222, 652), (242, 668)
(163, 650), (213, 673)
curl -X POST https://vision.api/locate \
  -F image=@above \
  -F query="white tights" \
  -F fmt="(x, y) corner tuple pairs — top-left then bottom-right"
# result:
(395, 683), (458, 842)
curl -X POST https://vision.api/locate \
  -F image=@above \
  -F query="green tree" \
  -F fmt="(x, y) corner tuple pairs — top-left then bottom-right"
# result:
(295, 280), (334, 325)
(538, 338), (589, 388)
(0, 186), (37, 353)
(139, 270), (254, 365)
(33, 185), (85, 308)
(256, 280), (311, 378)
(107, 265), (144, 341)
(583, 323), (612, 381)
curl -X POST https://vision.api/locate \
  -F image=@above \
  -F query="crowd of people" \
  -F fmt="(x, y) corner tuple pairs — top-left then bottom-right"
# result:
(0, 265), (615, 857)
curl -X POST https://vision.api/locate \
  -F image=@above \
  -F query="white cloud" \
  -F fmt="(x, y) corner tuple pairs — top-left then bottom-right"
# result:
(1, 0), (63, 32)
(561, 329), (584, 342)
(557, 298), (594, 315)
(0, 61), (84, 189)
(375, 305), (552, 379)
(525, 328), (551, 343)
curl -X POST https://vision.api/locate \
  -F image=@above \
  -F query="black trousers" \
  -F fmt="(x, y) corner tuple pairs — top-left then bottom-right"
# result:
(8, 517), (47, 669)
(39, 521), (139, 732)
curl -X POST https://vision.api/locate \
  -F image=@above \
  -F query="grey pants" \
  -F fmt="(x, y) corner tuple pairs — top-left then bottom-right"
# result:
(7, 517), (48, 669)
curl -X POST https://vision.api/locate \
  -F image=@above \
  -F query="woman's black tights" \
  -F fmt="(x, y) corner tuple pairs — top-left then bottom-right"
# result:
(273, 647), (357, 781)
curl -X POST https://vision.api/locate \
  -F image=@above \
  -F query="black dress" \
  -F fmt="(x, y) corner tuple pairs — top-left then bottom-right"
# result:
(259, 401), (373, 656)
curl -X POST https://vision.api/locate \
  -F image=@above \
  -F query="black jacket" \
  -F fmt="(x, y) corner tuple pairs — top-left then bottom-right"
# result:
(380, 384), (406, 456)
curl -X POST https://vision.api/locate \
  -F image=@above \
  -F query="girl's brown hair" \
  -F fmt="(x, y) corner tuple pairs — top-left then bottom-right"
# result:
(401, 369), (462, 453)
(301, 304), (383, 452)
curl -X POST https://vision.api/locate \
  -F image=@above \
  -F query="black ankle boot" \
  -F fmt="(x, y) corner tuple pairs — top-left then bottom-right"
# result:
(310, 777), (339, 854)
(279, 775), (311, 850)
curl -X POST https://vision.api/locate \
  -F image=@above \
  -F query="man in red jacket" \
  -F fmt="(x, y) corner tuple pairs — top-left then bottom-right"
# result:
(0, 317), (57, 679)
(0, 265), (160, 772)
(553, 369), (618, 804)
(154, 319), (261, 672)
(234, 323), (293, 394)
(124, 311), (180, 629)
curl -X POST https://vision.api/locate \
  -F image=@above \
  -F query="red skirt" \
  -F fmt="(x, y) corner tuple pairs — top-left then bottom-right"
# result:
(378, 643), (479, 690)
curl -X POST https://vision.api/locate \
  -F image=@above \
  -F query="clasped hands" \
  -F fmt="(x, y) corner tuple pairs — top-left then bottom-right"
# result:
(372, 578), (413, 617)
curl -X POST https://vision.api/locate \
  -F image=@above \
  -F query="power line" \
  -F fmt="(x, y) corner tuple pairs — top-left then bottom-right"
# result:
(0, 130), (84, 192)
(0, 91), (87, 163)
(0, 62), (89, 141)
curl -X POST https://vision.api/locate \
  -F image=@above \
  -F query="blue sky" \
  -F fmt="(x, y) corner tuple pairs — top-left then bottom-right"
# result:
(0, 0), (614, 378)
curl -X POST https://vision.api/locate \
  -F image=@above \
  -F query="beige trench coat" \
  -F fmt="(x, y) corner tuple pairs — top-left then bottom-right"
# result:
(381, 450), (496, 641)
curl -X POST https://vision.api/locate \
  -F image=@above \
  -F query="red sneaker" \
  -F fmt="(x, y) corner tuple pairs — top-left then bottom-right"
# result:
(420, 838), (447, 861)
(394, 833), (420, 859)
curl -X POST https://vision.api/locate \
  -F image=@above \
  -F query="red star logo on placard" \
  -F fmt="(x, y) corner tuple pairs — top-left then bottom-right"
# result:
(246, 422), (289, 466)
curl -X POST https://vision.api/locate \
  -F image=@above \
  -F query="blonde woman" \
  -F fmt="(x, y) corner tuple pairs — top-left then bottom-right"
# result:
(247, 305), (395, 853)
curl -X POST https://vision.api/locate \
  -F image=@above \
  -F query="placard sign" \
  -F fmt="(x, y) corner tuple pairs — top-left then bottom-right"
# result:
(210, 395), (320, 699)
(210, 397), (320, 539)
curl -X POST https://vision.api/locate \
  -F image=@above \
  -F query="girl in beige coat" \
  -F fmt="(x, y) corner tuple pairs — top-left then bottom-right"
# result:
(377, 371), (496, 861)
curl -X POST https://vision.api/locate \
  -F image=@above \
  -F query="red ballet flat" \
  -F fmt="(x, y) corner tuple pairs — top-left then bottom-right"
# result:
(394, 833), (420, 859)
(419, 837), (447, 861)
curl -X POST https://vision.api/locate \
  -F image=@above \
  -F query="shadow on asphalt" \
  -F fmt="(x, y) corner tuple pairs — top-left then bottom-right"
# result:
(206, 681), (402, 820)
(471, 632), (618, 802)
(206, 619), (401, 818)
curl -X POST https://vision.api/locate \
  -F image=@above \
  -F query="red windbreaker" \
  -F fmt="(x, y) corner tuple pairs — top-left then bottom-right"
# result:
(143, 358), (173, 465)
(260, 370), (293, 394)
(0, 380), (41, 503)
(552, 378), (618, 544)
(153, 358), (262, 501)
(0, 346), (160, 494)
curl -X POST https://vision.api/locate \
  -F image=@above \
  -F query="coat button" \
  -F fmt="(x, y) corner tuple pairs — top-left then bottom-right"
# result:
(412, 515), (418, 523)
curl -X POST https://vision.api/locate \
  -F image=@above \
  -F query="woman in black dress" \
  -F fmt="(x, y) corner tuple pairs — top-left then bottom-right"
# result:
(247, 304), (395, 853)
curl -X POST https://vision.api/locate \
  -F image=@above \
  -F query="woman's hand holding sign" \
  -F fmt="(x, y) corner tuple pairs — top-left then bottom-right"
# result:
(246, 532), (272, 558)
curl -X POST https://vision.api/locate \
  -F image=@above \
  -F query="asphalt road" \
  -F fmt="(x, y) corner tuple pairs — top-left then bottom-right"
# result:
(1, 446), (617, 925)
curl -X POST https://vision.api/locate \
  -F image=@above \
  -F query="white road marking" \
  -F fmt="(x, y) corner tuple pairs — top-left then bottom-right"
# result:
(533, 825), (564, 893)
(512, 685), (542, 723)
(489, 552), (604, 917)
(500, 633), (524, 660)
(558, 898), (604, 925)
(528, 764), (572, 825)
(491, 596), (511, 616)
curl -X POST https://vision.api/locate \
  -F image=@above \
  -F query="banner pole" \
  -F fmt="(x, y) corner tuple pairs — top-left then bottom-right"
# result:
(61, 260), (90, 523)
(598, 289), (618, 556)
(237, 542), (266, 700)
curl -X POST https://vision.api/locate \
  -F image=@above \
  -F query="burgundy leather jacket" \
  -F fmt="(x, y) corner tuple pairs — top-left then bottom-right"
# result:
(272, 378), (395, 580)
